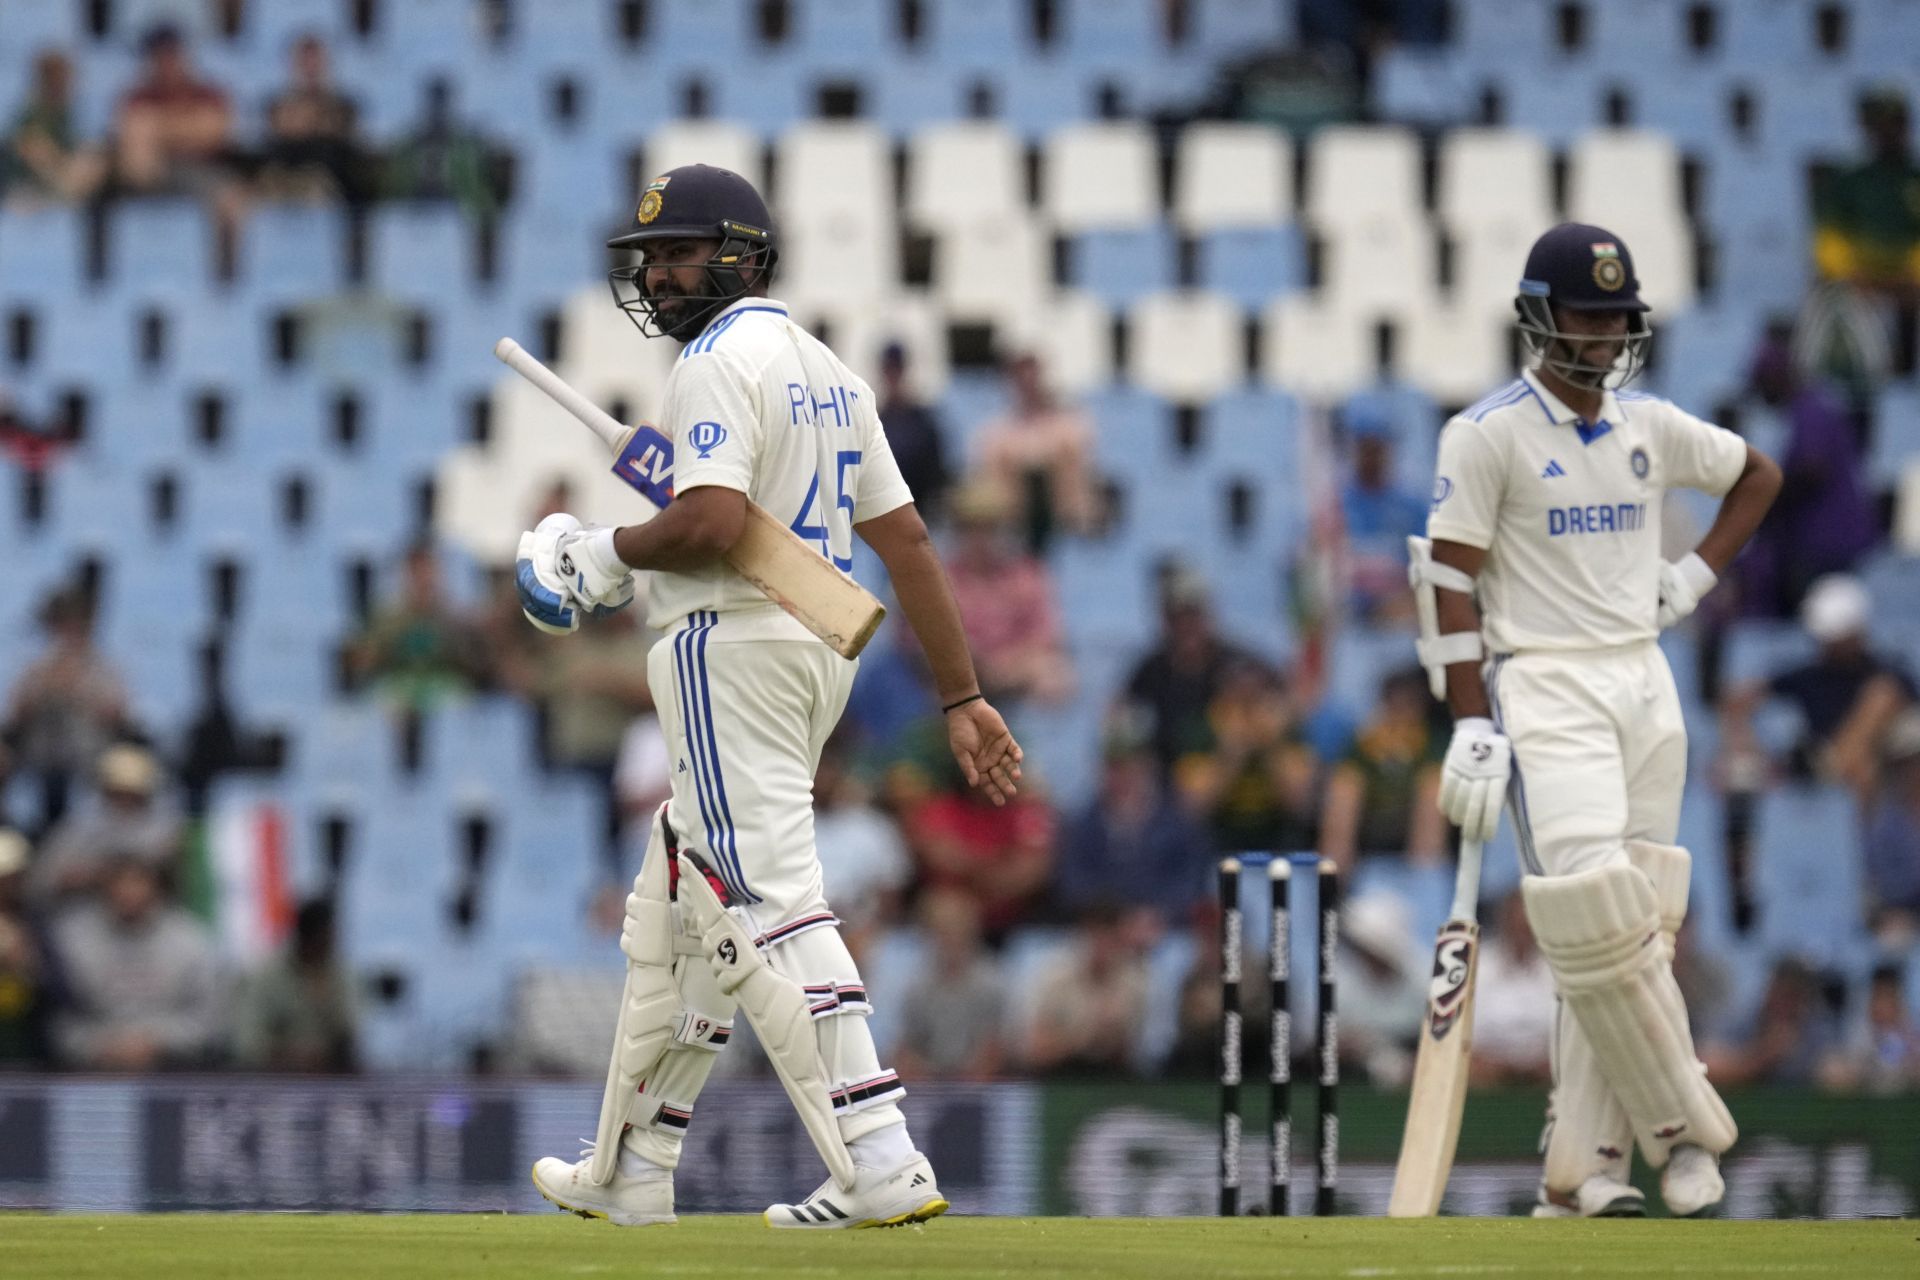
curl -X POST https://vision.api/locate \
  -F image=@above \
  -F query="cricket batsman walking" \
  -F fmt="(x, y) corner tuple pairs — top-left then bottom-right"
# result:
(1410, 223), (1781, 1217)
(516, 164), (1022, 1227)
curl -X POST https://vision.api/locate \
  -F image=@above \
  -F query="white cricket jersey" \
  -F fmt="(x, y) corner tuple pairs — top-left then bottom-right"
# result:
(1426, 369), (1747, 653)
(645, 296), (913, 638)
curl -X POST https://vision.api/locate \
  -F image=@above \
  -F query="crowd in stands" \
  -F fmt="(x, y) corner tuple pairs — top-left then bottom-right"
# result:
(2, 5), (1920, 1096)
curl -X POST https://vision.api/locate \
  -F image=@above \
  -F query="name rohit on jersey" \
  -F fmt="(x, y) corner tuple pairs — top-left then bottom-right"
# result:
(787, 381), (859, 428)
(1548, 502), (1648, 536)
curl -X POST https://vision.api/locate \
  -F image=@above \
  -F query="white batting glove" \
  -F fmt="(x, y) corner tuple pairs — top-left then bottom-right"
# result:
(1439, 717), (1510, 844)
(1656, 552), (1717, 629)
(556, 522), (636, 614)
(516, 514), (584, 635)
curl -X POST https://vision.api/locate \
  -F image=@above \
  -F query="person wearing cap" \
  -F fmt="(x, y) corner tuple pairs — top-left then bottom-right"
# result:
(1413, 223), (1782, 1219)
(521, 164), (1020, 1230)
(1720, 573), (1917, 795)
(29, 743), (184, 910)
(2, 587), (131, 831)
(876, 342), (952, 524)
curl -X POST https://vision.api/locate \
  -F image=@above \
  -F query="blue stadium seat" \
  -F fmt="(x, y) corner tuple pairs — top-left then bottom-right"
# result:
(313, 456), (422, 554)
(1326, 626), (1419, 722)
(106, 201), (216, 301)
(48, 464), (156, 554)
(1584, 0), (1689, 66)
(368, 204), (474, 302)
(227, 619), (335, 725)
(922, 0), (1031, 65)
(1867, 386), (1920, 489)
(871, 60), (967, 134)
(990, 60), (1096, 138)
(647, 0), (760, 65)
(1372, 48), (1476, 125)
(422, 696), (544, 796)
(1494, 67), (1607, 146)
(1068, 226), (1178, 308)
(1058, 0), (1165, 63)
(1713, 0), (1820, 67)
(358, 375), (470, 472)
(1196, 225), (1307, 310)
(226, 375), (331, 465)
(239, 203), (350, 305)
(1190, 0), (1297, 58)
(84, 384), (191, 470)
(293, 698), (408, 798)
(1703, 157), (1812, 314)
(0, 204), (85, 301)
(1052, 535), (1159, 652)
(0, 0), (83, 55)
(1647, 306), (1764, 415)
(179, 460), (286, 554)
(1723, 618), (1816, 686)
(789, 0), (900, 71)
(1753, 784), (1865, 967)
(1757, 70), (1863, 159)
(1083, 385), (1180, 477)
(1203, 387), (1303, 479)
(232, 0), (350, 54)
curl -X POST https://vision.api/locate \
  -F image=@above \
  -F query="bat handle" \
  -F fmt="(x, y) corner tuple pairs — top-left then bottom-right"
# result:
(1449, 838), (1484, 924)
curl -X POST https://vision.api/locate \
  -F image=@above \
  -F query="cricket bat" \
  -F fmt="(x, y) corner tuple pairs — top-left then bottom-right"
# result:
(1387, 836), (1484, 1217)
(493, 337), (886, 659)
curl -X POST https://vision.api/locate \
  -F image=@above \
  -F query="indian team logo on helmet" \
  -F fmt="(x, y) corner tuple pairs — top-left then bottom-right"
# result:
(1591, 241), (1626, 291)
(1630, 446), (1650, 479)
(637, 175), (670, 224)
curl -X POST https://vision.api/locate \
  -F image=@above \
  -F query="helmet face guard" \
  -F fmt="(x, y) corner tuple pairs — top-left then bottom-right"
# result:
(608, 226), (778, 344)
(1515, 289), (1652, 392)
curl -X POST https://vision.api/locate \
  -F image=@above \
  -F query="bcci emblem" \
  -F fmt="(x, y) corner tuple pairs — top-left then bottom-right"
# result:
(689, 420), (728, 459)
(637, 175), (670, 225)
(1630, 446), (1650, 479)
(1591, 241), (1625, 291)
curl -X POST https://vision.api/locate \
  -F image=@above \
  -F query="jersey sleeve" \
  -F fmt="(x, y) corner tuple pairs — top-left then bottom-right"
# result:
(1652, 400), (1748, 497)
(661, 349), (762, 496)
(1425, 416), (1505, 549)
(851, 377), (914, 522)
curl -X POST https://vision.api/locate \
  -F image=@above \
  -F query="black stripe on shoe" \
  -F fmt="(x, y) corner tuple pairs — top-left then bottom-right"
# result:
(819, 1199), (847, 1219)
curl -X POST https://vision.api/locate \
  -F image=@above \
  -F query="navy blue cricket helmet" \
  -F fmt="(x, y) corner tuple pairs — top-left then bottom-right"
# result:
(607, 164), (780, 344)
(1514, 222), (1652, 390)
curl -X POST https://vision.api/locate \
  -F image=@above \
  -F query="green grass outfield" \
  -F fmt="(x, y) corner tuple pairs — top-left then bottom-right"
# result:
(5, 1215), (1917, 1279)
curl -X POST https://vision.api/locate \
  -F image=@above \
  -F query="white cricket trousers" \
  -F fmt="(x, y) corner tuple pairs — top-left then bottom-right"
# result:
(1488, 640), (1702, 1190)
(627, 609), (909, 1168)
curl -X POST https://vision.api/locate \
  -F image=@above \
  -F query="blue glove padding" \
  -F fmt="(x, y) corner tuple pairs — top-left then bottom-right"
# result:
(556, 524), (636, 613)
(516, 515), (582, 636)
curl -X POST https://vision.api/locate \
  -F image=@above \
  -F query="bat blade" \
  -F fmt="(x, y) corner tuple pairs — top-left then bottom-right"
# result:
(1387, 920), (1480, 1218)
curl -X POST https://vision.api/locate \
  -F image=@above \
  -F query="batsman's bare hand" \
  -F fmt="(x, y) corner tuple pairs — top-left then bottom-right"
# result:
(946, 699), (1024, 805)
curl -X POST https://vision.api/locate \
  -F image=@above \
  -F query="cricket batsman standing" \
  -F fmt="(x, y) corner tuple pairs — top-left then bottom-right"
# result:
(517, 165), (1022, 1228)
(1410, 224), (1781, 1217)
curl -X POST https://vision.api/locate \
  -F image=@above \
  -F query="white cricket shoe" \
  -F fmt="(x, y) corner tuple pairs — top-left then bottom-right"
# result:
(531, 1151), (675, 1227)
(1661, 1143), (1725, 1218)
(1530, 1174), (1647, 1218)
(764, 1153), (948, 1229)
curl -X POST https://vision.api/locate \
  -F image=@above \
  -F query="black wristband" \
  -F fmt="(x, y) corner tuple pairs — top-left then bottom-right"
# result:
(941, 693), (984, 714)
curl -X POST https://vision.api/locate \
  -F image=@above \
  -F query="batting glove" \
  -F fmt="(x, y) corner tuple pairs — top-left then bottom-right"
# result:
(1656, 552), (1717, 630)
(516, 514), (584, 635)
(1439, 716), (1510, 844)
(556, 523), (636, 613)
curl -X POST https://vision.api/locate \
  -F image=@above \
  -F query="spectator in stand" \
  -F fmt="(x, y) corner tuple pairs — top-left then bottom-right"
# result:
(1740, 326), (1878, 619)
(1863, 709), (1920, 948)
(1338, 409), (1427, 627)
(1020, 903), (1151, 1077)
(256, 33), (368, 204)
(1121, 566), (1267, 777)
(1056, 716), (1213, 925)
(1333, 890), (1426, 1086)
(812, 731), (912, 958)
(876, 342), (951, 525)
(941, 482), (1073, 706)
(1318, 668), (1447, 877)
(899, 751), (1053, 941)
(1701, 956), (1844, 1088)
(1468, 890), (1555, 1086)
(1719, 573), (1916, 796)
(1, 587), (131, 833)
(1174, 661), (1318, 859)
(1806, 87), (1920, 387)
(113, 24), (237, 203)
(346, 539), (488, 713)
(382, 77), (506, 227)
(969, 351), (1100, 554)
(0, 829), (54, 1067)
(1820, 965), (1920, 1095)
(29, 744), (183, 911)
(49, 855), (224, 1070)
(1, 50), (106, 205)
(891, 888), (1007, 1081)
(231, 898), (356, 1072)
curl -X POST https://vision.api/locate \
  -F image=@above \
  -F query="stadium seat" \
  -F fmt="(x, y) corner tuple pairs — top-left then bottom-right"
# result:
(1195, 225), (1308, 310)
(1190, 0), (1297, 57)
(1000, 289), (1115, 396)
(1754, 784), (1865, 967)
(808, 289), (952, 398)
(646, 0), (760, 65)
(905, 121), (1028, 233)
(1711, 0), (1822, 67)
(1127, 291), (1245, 403)
(1066, 226), (1177, 308)
(1305, 125), (1424, 223)
(1173, 123), (1293, 230)
(1400, 306), (1510, 405)
(871, 59), (967, 134)
(1566, 131), (1697, 312)
(1318, 212), (1442, 318)
(1260, 296), (1374, 402)
(1722, 618), (1816, 686)
(1450, 221), (1540, 327)
(641, 120), (765, 188)
(932, 214), (1050, 323)
(0, 204), (85, 301)
(921, 0), (1031, 66)
(1704, 157), (1812, 313)
(1371, 47), (1475, 125)
(1868, 386), (1920, 490)
(1042, 122), (1160, 231)
(1436, 128), (1554, 234)
(1583, 0), (1689, 65)
(367, 204), (474, 303)
(788, 0), (900, 71)
(238, 203), (349, 305)
(106, 201), (216, 301)
(0, 0), (82, 55)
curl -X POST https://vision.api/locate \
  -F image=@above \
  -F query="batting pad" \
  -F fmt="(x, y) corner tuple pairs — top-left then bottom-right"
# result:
(1625, 840), (1691, 944)
(677, 854), (859, 1191)
(1524, 861), (1737, 1167)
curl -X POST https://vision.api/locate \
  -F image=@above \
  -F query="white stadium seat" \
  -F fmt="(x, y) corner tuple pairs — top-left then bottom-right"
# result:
(776, 121), (894, 233)
(1400, 305), (1510, 405)
(1043, 122), (1159, 231)
(1306, 125), (1423, 222)
(932, 214), (1050, 323)
(1260, 296), (1372, 402)
(1128, 291), (1245, 402)
(641, 120), (764, 188)
(1437, 127), (1554, 232)
(1567, 129), (1685, 227)
(905, 121), (1027, 232)
(1174, 123), (1293, 230)
(1318, 210), (1441, 318)
(807, 290), (953, 398)
(1002, 290), (1115, 396)
(1452, 220), (1538, 326)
